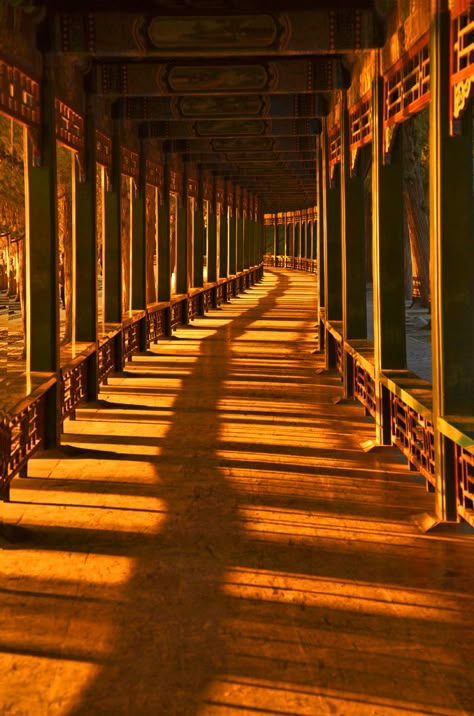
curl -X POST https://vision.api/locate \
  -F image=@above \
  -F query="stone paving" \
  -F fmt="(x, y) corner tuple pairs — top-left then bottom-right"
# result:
(1, 269), (474, 716)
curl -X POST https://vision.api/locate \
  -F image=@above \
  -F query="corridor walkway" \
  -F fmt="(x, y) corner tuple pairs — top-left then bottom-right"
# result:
(1, 269), (474, 716)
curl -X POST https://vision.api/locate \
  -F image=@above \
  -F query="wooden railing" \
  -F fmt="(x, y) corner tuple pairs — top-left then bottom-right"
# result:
(98, 328), (119, 384)
(0, 265), (264, 502)
(264, 255), (317, 274)
(321, 322), (474, 526)
(146, 305), (167, 345)
(123, 312), (145, 362)
(61, 358), (89, 420)
(0, 375), (55, 501)
(354, 362), (376, 418)
(456, 444), (474, 525)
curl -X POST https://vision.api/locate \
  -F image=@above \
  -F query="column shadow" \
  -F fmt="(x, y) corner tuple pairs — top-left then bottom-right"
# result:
(67, 273), (291, 715)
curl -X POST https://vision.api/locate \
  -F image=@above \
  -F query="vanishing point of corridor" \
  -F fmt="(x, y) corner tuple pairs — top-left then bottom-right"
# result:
(2, 270), (474, 716)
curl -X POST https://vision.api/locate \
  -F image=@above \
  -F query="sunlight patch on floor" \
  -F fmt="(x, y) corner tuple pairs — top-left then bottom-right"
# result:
(199, 676), (462, 716)
(222, 567), (468, 623)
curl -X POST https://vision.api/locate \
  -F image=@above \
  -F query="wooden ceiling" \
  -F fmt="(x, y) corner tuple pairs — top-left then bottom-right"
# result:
(37, 0), (385, 212)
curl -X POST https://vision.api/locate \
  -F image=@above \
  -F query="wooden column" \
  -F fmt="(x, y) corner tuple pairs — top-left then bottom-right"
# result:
(104, 128), (122, 326)
(323, 121), (343, 369)
(27, 63), (60, 446)
(236, 187), (244, 273)
(219, 180), (228, 278)
(247, 193), (253, 269)
(132, 147), (146, 313)
(192, 168), (204, 288)
(270, 216), (275, 259)
(207, 177), (217, 284)
(277, 216), (285, 257)
(341, 95), (368, 397)
(241, 190), (247, 270)
(228, 182), (237, 276)
(316, 136), (325, 325)
(75, 105), (98, 398)
(245, 194), (252, 268)
(324, 148), (342, 320)
(253, 202), (260, 267)
(131, 141), (147, 350)
(248, 193), (255, 268)
(430, 0), (474, 520)
(295, 221), (301, 258)
(184, 164), (198, 289)
(372, 60), (406, 443)
(177, 166), (188, 295)
(157, 164), (170, 302)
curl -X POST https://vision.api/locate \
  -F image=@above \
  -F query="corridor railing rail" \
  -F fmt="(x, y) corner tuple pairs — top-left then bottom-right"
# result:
(264, 255), (317, 274)
(0, 264), (263, 502)
(323, 314), (474, 527)
(266, 255), (474, 528)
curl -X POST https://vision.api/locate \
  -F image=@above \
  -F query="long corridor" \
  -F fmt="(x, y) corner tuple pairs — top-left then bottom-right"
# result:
(1, 269), (474, 716)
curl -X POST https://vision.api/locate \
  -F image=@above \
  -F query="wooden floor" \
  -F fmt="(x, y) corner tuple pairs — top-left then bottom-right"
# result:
(1, 268), (474, 716)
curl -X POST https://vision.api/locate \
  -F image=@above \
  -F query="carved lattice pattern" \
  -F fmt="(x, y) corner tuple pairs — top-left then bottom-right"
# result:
(354, 363), (376, 418)
(188, 295), (200, 320)
(455, 444), (474, 526)
(121, 146), (139, 179)
(1, 393), (46, 501)
(334, 338), (343, 377)
(328, 126), (341, 166)
(390, 394), (435, 487)
(147, 307), (166, 344)
(123, 321), (141, 361)
(0, 61), (40, 127)
(55, 100), (84, 151)
(349, 92), (372, 148)
(98, 337), (116, 384)
(384, 34), (430, 156)
(61, 359), (88, 419)
(171, 299), (186, 329)
(451, 4), (474, 126)
(95, 130), (112, 168)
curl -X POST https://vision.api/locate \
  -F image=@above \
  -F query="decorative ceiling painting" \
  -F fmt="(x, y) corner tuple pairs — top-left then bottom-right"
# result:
(51, 1), (386, 210)
(162, 64), (274, 94)
(136, 14), (291, 53)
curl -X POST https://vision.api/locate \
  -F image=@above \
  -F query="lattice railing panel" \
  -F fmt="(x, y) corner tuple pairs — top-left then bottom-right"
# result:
(328, 126), (341, 166)
(61, 359), (89, 420)
(1, 393), (46, 501)
(147, 308), (166, 344)
(451, 4), (474, 126)
(354, 363), (376, 418)
(123, 321), (141, 361)
(98, 337), (116, 384)
(384, 34), (430, 156)
(455, 444), (474, 526)
(188, 294), (200, 320)
(170, 299), (186, 329)
(335, 338), (343, 378)
(390, 394), (435, 486)
(349, 92), (372, 151)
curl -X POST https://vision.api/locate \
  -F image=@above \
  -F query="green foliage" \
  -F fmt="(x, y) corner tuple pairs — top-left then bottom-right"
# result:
(0, 114), (25, 240)
(412, 109), (429, 203)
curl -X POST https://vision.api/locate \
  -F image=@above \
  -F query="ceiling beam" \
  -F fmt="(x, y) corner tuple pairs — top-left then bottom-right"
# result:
(137, 118), (321, 139)
(91, 57), (349, 95)
(55, 10), (383, 57)
(111, 94), (329, 120)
